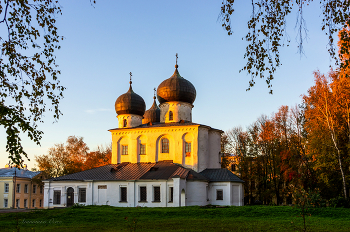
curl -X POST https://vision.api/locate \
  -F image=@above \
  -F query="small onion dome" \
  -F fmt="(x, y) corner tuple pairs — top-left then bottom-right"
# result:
(157, 65), (196, 105)
(143, 96), (160, 124)
(115, 83), (146, 116)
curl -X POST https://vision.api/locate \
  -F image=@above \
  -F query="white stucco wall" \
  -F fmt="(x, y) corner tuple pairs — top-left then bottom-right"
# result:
(230, 183), (244, 206)
(186, 181), (208, 206)
(197, 127), (209, 172)
(159, 101), (193, 123)
(208, 182), (231, 206)
(208, 130), (222, 169)
(117, 114), (143, 128)
(44, 179), (244, 208)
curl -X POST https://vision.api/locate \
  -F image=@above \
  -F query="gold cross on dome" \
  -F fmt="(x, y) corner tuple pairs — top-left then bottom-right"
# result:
(175, 53), (178, 65)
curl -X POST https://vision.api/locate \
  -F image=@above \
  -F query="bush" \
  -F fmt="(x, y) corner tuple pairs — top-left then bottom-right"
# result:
(329, 197), (350, 208)
(72, 203), (85, 208)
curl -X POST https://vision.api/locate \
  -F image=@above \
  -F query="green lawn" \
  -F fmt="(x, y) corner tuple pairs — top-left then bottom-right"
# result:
(0, 205), (349, 231)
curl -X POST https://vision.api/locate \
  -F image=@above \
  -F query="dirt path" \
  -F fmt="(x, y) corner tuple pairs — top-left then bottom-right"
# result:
(0, 209), (33, 214)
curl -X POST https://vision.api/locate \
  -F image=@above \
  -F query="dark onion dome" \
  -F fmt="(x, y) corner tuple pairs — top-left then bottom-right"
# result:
(157, 65), (196, 105)
(143, 96), (160, 124)
(115, 82), (146, 116)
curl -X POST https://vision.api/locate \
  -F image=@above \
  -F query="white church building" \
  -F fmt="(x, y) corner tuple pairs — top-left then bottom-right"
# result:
(43, 58), (244, 208)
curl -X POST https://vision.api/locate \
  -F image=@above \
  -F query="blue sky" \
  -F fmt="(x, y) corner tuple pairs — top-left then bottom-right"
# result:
(0, 1), (336, 169)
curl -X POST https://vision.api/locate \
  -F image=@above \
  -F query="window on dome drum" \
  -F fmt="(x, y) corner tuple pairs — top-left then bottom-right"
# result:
(140, 144), (146, 155)
(153, 186), (161, 202)
(216, 189), (223, 200)
(32, 199), (35, 208)
(16, 184), (20, 193)
(122, 145), (128, 155)
(169, 111), (173, 121)
(120, 187), (127, 202)
(53, 190), (61, 204)
(33, 185), (36, 194)
(24, 184), (28, 193)
(79, 188), (86, 202)
(139, 186), (147, 202)
(185, 142), (191, 157)
(169, 187), (174, 203)
(161, 138), (169, 153)
(123, 119), (127, 127)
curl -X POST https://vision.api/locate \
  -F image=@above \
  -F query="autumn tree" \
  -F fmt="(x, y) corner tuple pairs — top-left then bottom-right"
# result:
(35, 136), (111, 177)
(303, 71), (349, 199)
(35, 136), (89, 177)
(220, 0), (350, 93)
(84, 145), (111, 170)
(225, 105), (314, 204)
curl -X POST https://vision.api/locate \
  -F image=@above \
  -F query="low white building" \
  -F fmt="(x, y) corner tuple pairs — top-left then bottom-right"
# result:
(43, 57), (244, 208)
(43, 161), (244, 208)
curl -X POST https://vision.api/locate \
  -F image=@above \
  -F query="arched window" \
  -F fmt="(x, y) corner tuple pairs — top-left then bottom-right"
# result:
(169, 111), (173, 121)
(123, 119), (127, 127)
(161, 138), (169, 153)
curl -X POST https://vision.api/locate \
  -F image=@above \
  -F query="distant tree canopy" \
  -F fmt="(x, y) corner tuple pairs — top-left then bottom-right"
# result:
(35, 136), (111, 178)
(220, 0), (350, 93)
(222, 29), (350, 203)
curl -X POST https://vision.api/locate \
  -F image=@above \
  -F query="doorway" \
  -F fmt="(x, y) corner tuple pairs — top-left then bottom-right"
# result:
(67, 187), (74, 207)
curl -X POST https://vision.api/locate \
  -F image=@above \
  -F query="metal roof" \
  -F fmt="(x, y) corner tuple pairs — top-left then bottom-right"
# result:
(199, 169), (244, 183)
(0, 167), (41, 179)
(46, 161), (242, 183)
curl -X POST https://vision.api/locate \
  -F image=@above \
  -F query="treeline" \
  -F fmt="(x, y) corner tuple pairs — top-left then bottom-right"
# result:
(222, 26), (350, 205)
(34, 136), (111, 178)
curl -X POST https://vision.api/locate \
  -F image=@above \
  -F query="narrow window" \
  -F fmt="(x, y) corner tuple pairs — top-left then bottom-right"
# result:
(16, 184), (20, 193)
(53, 190), (61, 204)
(153, 186), (161, 202)
(79, 188), (86, 202)
(139, 186), (147, 202)
(16, 199), (19, 208)
(123, 119), (127, 127)
(185, 142), (191, 157)
(32, 199), (35, 208)
(120, 187), (127, 202)
(39, 199), (42, 207)
(216, 189), (223, 200)
(122, 145), (128, 155)
(24, 184), (28, 193)
(231, 164), (236, 171)
(4, 199), (8, 208)
(140, 144), (146, 155)
(4, 183), (9, 193)
(33, 185), (37, 194)
(161, 138), (169, 153)
(169, 187), (174, 203)
(24, 199), (27, 208)
(169, 111), (173, 121)
(40, 186), (43, 194)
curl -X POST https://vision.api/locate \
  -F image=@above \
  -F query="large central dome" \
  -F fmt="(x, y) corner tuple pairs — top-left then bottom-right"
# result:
(157, 65), (196, 105)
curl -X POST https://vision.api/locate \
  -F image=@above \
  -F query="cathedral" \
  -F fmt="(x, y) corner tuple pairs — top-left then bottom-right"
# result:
(43, 57), (244, 208)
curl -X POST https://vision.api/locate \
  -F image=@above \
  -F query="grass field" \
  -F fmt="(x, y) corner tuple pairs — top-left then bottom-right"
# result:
(0, 205), (349, 231)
